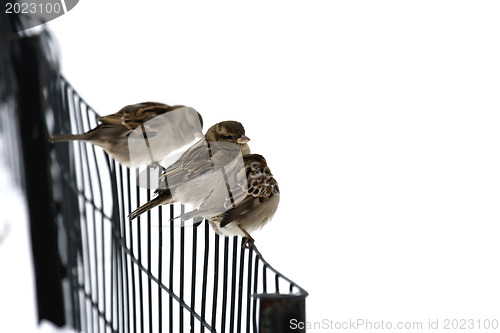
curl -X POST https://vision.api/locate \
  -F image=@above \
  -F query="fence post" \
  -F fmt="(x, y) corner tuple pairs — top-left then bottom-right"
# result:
(255, 293), (307, 333)
(11, 32), (66, 327)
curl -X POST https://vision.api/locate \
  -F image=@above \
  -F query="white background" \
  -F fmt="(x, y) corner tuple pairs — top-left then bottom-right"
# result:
(2, 1), (500, 332)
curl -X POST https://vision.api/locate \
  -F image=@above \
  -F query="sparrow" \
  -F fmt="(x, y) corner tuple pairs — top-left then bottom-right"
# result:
(173, 154), (279, 247)
(51, 102), (204, 167)
(128, 120), (251, 220)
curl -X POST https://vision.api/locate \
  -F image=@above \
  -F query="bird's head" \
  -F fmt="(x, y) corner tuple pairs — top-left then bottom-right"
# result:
(206, 120), (250, 146)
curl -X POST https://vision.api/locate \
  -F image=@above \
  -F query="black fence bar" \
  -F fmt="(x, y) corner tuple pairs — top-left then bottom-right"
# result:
(229, 237), (239, 333)
(157, 205), (163, 333)
(200, 221), (210, 332)
(210, 234), (220, 330)
(252, 257), (260, 333)
(146, 168), (153, 333)
(126, 167), (137, 333)
(118, 164), (130, 333)
(245, 247), (254, 333)
(237, 239), (246, 333)
(136, 169), (145, 333)
(168, 204), (174, 333)
(179, 204), (185, 333)
(221, 237), (230, 332)
(190, 221), (198, 332)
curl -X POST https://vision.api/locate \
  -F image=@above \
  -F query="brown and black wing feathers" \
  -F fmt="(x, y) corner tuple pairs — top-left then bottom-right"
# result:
(155, 137), (214, 193)
(219, 159), (278, 228)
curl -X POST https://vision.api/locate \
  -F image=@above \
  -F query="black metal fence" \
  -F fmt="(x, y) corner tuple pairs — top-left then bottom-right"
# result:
(2, 18), (307, 333)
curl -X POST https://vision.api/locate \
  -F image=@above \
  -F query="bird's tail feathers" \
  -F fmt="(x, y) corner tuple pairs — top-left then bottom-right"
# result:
(129, 195), (170, 220)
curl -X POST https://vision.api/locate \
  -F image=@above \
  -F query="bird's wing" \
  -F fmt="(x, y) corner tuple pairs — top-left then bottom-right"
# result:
(121, 103), (185, 131)
(97, 102), (185, 132)
(219, 196), (261, 228)
(155, 138), (215, 193)
(155, 138), (245, 194)
(96, 112), (124, 127)
(219, 168), (279, 228)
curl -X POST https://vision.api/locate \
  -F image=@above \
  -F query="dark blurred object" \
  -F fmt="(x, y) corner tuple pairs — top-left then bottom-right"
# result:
(257, 294), (306, 333)
(1, 7), (66, 327)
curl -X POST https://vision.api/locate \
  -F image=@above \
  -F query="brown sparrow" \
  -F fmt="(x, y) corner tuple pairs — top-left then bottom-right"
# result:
(128, 120), (251, 220)
(173, 154), (279, 247)
(51, 102), (204, 167)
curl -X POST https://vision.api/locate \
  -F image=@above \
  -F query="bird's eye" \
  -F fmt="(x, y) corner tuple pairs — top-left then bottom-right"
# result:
(226, 135), (233, 140)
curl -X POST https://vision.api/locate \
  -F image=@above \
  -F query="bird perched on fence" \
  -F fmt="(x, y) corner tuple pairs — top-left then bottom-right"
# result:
(128, 120), (251, 220)
(51, 102), (204, 168)
(173, 154), (279, 248)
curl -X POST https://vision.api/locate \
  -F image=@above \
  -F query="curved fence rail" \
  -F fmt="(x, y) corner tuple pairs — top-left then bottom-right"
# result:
(51, 61), (308, 333)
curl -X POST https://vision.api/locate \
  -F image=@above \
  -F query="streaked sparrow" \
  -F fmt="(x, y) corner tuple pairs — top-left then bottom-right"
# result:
(174, 153), (279, 247)
(51, 102), (203, 167)
(128, 120), (251, 220)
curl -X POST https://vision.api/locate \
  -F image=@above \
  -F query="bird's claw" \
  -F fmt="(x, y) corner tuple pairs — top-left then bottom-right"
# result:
(242, 236), (255, 249)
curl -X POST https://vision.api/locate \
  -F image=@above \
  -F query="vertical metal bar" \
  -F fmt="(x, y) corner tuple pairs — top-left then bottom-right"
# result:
(275, 274), (280, 294)
(118, 165), (130, 333)
(169, 205), (175, 333)
(119, 167), (125, 333)
(246, 247), (254, 333)
(147, 168), (153, 333)
(66, 86), (91, 332)
(190, 222), (198, 332)
(221, 236), (230, 333)
(110, 221), (116, 331)
(200, 221), (210, 333)
(73, 94), (100, 333)
(236, 239), (246, 333)
(128, 168), (137, 333)
(82, 101), (106, 333)
(118, 166), (125, 333)
(52, 74), (82, 330)
(158, 205), (163, 333)
(229, 236), (239, 333)
(252, 257), (259, 333)
(262, 266), (267, 294)
(61, 81), (85, 331)
(210, 233), (220, 329)
(113, 166), (126, 332)
(136, 169), (144, 333)
(179, 204), (185, 332)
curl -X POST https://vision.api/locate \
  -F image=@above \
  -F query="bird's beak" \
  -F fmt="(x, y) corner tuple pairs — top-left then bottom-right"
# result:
(237, 135), (250, 144)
